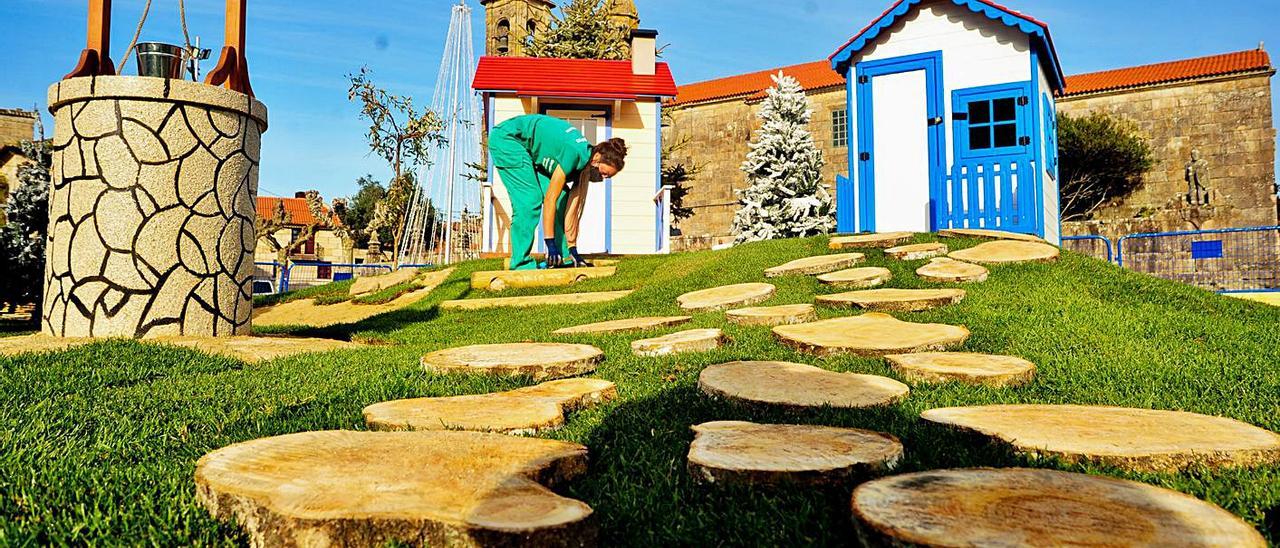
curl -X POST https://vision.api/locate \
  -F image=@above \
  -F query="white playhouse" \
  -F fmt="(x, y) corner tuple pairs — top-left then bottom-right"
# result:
(830, 0), (1065, 243)
(473, 30), (678, 256)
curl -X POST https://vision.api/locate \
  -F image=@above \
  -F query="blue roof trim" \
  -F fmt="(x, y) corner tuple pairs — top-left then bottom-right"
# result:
(830, 0), (1065, 92)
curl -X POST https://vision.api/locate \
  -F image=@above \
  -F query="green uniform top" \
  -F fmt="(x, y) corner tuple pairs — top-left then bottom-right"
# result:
(493, 114), (592, 179)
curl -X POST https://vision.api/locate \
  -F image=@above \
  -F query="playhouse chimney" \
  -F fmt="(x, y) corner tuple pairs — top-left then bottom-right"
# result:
(631, 29), (658, 76)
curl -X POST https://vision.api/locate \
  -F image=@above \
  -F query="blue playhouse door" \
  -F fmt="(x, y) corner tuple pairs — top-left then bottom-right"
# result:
(945, 82), (1038, 233)
(854, 51), (946, 233)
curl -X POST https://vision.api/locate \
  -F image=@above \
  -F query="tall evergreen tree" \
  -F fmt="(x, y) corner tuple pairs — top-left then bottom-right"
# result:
(0, 138), (51, 321)
(732, 73), (834, 243)
(527, 0), (630, 60)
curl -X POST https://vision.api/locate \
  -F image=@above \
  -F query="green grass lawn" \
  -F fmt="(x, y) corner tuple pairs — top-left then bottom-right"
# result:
(3, 234), (1279, 545)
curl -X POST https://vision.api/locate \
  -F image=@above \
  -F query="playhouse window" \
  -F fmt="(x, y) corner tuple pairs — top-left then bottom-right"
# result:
(953, 83), (1032, 160)
(831, 109), (848, 148)
(967, 97), (1019, 151)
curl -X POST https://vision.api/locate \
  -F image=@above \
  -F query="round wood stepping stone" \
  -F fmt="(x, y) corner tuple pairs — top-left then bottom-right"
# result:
(817, 288), (966, 312)
(472, 266), (617, 291)
(915, 257), (989, 283)
(949, 240), (1060, 264)
(938, 227), (1047, 243)
(764, 253), (865, 277)
(885, 352), (1035, 387)
(852, 468), (1266, 547)
(422, 343), (604, 380)
(829, 231), (914, 250)
(677, 283), (775, 312)
(363, 378), (617, 434)
(688, 421), (903, 487)
(349, 266), (421, 296)
(774, 313), (969, 357)
(816, 267), (892, 289)
(441, 290), (633, 311)
(699, 361), (909, 409)
(631, 328), (727, 357)
(885, 242), (948, 261)
(553, 316), (691, 335)
(725, 304), (817, 326)
(921, 405), (1280, 472)
(195, 430), (595, 546)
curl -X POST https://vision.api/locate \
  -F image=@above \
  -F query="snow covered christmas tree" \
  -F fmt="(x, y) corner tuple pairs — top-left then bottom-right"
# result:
(732, 72), (835, 243)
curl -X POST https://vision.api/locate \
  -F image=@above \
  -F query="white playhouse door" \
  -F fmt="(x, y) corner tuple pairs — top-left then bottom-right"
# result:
(546, 109), (608, 254)
(870, 70), (931, 233)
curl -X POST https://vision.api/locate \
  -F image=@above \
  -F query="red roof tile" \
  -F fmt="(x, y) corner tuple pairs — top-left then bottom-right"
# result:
(1062, 49), (1272, 97)
(256, 196), (340, 227)
(472, 56), (678, 99)
(668, 60), (843, 106)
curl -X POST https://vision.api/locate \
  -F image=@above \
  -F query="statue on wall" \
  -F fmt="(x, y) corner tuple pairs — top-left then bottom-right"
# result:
(1185, 149), (1211, 206)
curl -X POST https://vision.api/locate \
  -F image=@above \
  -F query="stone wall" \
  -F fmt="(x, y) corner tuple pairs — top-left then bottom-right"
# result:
(44, 76), (267, 338)
(0, 109), (36, 147)
(665, 86), (848, 250)
(1058, 71), (1279, 242)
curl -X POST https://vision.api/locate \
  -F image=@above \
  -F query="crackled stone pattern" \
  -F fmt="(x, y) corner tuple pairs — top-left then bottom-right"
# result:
(44, 81), (265, 337)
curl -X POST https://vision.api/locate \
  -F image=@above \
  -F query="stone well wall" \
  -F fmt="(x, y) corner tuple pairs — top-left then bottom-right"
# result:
(44, 76), (268, 338)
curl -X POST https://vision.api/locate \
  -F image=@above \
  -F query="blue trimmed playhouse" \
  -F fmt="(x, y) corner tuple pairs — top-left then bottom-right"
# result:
(830, 0), (1065, 243)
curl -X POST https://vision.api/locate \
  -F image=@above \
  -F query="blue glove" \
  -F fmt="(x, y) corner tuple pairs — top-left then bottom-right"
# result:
(544, 238), (563, 268)
(569, 246), (593, 268)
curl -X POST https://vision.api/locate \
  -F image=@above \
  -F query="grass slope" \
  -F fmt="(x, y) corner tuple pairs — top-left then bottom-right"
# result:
(2, 234), (1279, 545)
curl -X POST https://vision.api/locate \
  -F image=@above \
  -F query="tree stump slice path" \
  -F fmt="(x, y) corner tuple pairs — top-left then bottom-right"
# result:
(949, 240), (1060, 264)
(195, 430), (596, 547)
(915, 258), (989, 283)
(441, 290), (633, 311)
(363, 378), (617, 435)
(677, 283), (775, 312)
(817, 288), (966, 312)
(817, 267), (892, 289)
(0, 334), (362, 362)
(255, 269), (454, 327)
(553, 316), (691, 335)
(725, 304), (817, 326)
(852, 468), (1266, 547)
(774, 313), (969, 357)
(764, 253), (864, 277)
(938, 228), (1048, 243)
(631, 328), (727, 357)
(885, 242), (948, 261)
(472, 267), (617, 292)
(699, 361), (909, 409)
(885, 352), (1035, 387)
(688, 421), (903, 487)
(349, 267), (422, 296)
(829, 232), (914, 250)
(422, 343), (605, 381)
(921, 405), (1280, 472)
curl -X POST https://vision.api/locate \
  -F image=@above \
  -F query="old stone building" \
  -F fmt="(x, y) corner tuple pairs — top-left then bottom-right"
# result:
(0, 108), (38, 217)
(480, 0), (555, 57)
(666, 49), (1278, 250)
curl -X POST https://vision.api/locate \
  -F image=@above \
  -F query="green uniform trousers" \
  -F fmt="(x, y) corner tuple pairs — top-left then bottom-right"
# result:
(489, 129), (572, 270)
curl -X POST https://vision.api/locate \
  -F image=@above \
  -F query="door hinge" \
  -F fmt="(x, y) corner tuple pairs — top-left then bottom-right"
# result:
(953, 112), (968, 121)
(859, 152), (871, 161)
(857, 75), (869, 84)
(1019, 136), (1032, 146)
(1018, 96), (1030, 106)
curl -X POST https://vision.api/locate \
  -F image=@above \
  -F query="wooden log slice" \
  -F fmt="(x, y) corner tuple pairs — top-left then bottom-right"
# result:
(938, 227), (1047, 243)
(148, 336), (362, 363)
(725, 304), (817, 326)
(885, 242), (948, 261)
(441, 290), (633, 311)
(471, 267), (617, 292)
(552, 316), (692, 335)
(688, 421), (903, 487)
(921, 405), (1280, 472)
(829, 232), (914, 250)
(631, 328), (727, 357)
(195, 430), (596, 546)
(949, 240), (1060, 264)
(363, 378), (617, 435)
(699, 361), (909, 409)
(915, 258), (989, 283)
(774, 313), (970, 357)
(350, 267), (421, 296)
(677, 283), (776, 312)
(852, 467), (1266, 547)
(885, 352), (1035, 387)
(816, 267), (893, 289)
(764, 253), (865, 277)
(422, 343), (604, 381)
(816, 288), (966, 312)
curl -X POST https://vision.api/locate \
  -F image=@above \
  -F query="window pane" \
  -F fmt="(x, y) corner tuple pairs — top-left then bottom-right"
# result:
(994, 123), (1018, 147)
(969, 126), (991, 150)
(994, 98), (1017, 122)
(831, 109), (847, 147)
(969, 100), (990, 124)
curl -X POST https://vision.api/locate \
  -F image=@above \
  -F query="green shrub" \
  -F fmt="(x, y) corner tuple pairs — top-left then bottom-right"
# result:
(1058, 112), (1154, 221)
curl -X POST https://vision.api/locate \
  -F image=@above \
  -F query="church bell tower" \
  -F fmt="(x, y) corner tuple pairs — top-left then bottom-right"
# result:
(479, 0), (555, 57)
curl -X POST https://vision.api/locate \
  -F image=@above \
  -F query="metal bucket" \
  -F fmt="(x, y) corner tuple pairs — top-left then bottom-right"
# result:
(135, 42), (186, 79)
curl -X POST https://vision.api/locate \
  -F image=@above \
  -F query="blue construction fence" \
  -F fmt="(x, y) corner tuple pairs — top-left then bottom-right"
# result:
(252, 262), (436, 294)
(1063, 225), (1280, 293)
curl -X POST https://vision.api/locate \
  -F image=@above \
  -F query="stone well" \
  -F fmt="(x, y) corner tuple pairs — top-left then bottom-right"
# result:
(43, 76), (268, 337)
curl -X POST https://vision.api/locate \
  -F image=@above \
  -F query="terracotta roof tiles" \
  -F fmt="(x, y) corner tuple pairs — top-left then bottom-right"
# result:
(1061, 49), (1272, 97)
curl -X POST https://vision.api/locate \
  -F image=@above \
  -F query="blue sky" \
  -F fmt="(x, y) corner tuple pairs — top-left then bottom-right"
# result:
(3, 0), (1278, 200)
